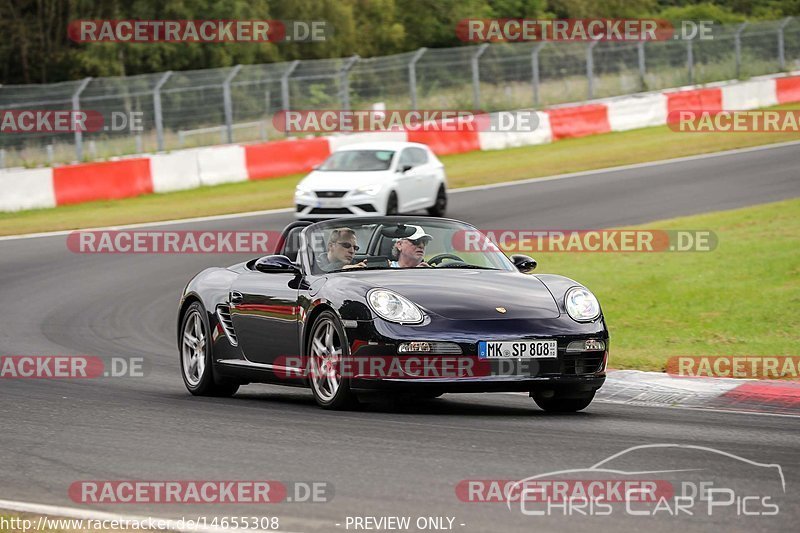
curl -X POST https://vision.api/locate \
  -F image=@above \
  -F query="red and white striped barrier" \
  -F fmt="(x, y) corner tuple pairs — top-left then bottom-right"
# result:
(2, 72), (799, 212)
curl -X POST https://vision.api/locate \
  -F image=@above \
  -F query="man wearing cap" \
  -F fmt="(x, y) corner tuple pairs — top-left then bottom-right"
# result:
(390, 225), (432, 268)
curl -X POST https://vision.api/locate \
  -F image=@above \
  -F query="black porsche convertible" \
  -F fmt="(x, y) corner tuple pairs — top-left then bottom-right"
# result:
(178, 217), (608, 411)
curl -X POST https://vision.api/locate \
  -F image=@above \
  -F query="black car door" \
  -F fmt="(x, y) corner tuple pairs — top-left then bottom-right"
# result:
(229, 270), (300, 367)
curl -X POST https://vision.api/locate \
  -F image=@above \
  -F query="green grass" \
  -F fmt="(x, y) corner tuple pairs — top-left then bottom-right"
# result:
(1, 103), (799, 236)
(529, 198), (800, 371)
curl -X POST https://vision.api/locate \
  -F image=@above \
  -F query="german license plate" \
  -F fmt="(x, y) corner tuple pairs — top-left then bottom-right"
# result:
(478, 340), (557, 359)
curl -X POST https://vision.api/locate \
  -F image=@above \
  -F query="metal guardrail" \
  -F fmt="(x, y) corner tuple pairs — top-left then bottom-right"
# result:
(1, 18), (799, 168)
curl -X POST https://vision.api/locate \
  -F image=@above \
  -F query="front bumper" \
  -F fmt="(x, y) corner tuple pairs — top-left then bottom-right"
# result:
(295, 191), (382, 218)
(342, 314), (609, 394)
(351, 373), (605, 394)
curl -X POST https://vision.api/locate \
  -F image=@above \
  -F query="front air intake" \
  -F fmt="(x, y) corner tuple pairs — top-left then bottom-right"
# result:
(216, 305), (238, 346)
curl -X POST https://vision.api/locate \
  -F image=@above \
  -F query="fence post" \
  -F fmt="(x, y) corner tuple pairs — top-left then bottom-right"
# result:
(153, 70), (172, 152)
(637, 41), (646, 90)
(471, 43), (490, 109)
(687, 37), (694, 85)
(223, 64), (243, 144)
(779, 17), (793, 70)
(339, 55), (360, 111)
(281, 60), (300, 138)
(408, 47), (427, 110)
(531, 42), (546, 107)
(735, 22), (748, 79)
(587, 40), (598, 99)
(72, 77), (92, 162)
(281, 60), (300, 112)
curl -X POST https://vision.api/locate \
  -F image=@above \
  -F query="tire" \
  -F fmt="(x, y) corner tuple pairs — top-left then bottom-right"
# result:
(307, 310), (360, 410)
(179, 302), (239, 397)
(533, 391), (595, 413)
(414, 391), (444, 399)
(427, 185), (447, 217)
(385, 191), (399, 215)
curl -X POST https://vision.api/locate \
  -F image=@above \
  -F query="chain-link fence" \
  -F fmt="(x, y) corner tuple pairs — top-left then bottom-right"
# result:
(1, 18), (799, 169)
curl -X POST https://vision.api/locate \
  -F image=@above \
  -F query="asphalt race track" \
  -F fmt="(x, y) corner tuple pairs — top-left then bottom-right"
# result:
(1, 143), (799, 532)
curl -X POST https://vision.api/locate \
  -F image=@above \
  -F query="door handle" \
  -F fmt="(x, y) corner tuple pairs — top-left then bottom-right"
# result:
(230, 291), (244, 304)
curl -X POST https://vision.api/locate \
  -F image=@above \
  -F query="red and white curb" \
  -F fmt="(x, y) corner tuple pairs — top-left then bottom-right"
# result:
(599, 370), (800, 416)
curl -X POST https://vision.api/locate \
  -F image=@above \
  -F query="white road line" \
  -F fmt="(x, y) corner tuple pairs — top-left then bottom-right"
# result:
(0, 499), (304, 533)
(593, 398), (800, 419)
(452, 138), (800, 193)
(2, 138), (799, 242)
(499, 392), (800, 418)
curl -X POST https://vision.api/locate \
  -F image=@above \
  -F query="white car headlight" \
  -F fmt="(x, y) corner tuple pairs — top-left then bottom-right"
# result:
(354, 184), (382, 196)
(295, 185), (312, 196)
(367, 289), (424, 324)
(565, 287), (601, 322)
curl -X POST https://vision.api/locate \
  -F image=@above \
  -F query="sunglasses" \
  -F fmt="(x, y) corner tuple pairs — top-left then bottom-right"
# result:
(337, 242), (360, 251)
(406, 238), (429, 246)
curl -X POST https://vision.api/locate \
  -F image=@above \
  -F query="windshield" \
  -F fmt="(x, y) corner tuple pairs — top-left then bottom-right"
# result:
(318, 150), (395, 172)
(304, 218), (517, 275)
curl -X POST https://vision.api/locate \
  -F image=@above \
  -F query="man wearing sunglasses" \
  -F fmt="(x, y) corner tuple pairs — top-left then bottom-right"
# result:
(390, 225), (433, 268)
(318, 227), (367, 272)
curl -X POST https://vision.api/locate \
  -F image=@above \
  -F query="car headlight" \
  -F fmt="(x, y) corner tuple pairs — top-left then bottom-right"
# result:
(295, 186), (312, 196)
(354, 184), (382, 196)
(367, 289), (424, 324)
(565, 287), (601, 322)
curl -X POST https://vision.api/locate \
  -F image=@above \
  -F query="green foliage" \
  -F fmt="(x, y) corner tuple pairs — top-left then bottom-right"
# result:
(657, 2), (747, 23)
(0, 0), (798, 84)
(549, 0), (657, 17)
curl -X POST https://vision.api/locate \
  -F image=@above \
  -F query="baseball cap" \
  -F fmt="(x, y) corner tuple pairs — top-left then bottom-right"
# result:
(404, 225), (433, 243)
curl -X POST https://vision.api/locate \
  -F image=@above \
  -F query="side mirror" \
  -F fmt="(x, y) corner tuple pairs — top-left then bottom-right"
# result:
(399, 164), (413, 173)
(255, 255), (300, 274)
(511, 254), (537, 273)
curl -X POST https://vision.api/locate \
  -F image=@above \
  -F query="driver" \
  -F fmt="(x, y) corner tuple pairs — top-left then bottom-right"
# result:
(390, 225), (432, 268)
(318, 227), (367, 272)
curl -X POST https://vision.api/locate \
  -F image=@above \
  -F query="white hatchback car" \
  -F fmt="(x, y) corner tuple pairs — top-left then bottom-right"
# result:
(294, 141), (448, 219)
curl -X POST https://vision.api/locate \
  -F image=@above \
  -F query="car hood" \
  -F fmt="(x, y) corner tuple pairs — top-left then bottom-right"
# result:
(336, 269), (561, 320)
(299, 170), (390, 191)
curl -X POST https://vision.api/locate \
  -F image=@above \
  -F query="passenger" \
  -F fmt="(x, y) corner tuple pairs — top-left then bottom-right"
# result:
(318, 227), (367, 271)
(390, 225), (432, 268)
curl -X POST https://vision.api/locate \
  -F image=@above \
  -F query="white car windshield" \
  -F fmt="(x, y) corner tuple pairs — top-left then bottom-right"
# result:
(304, 218), (517, 274)
(318, 150), (395, 171)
